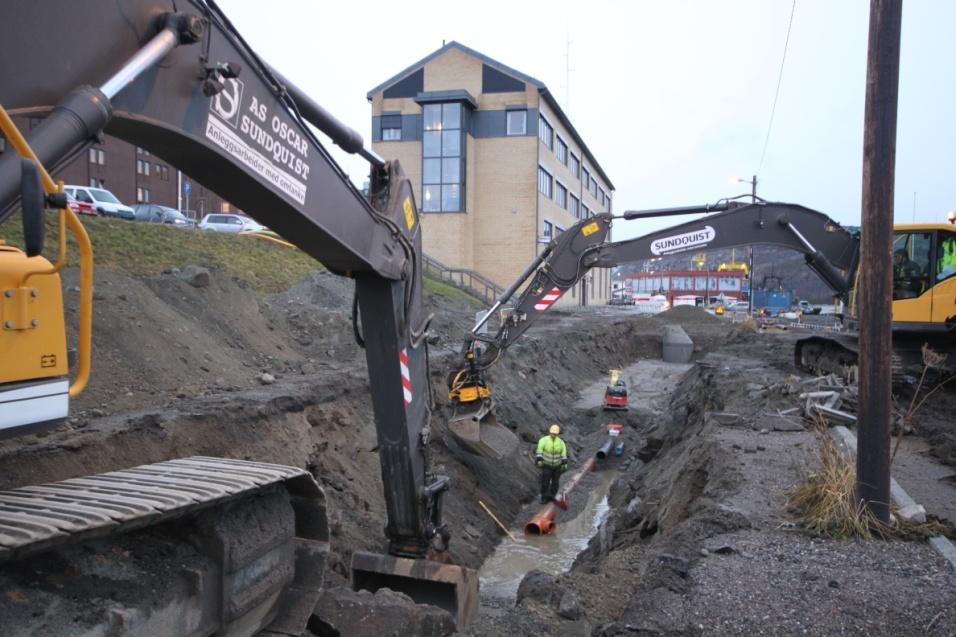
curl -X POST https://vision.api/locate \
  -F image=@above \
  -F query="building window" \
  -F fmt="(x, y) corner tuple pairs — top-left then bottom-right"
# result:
(569, 193), (580, 218)
(88, 147), (105, 165)
(136, 187), (150, 203)
(555, 225), (566, 238)
(422, 103), (464, 212)
(136, 159), (151, 176)
(382, 126), (401, 141)
(538, 115), (553, 150)
(159, 165), (170, 181)
(590, 176), (598, 198)
(506, 110), (527, 135)
(606, 192), (612, 212)
(543, 220), (553, 240)
(556, 136), (568, 165)
(537, 165), (553, 199)
(582, 204), (591, 218)
(136, 147), (150, 156)
(554, 181), (567, 209)
(569, 152), (580, 179)
(599, 188), (605, 207)
(582, 166), (590, 192)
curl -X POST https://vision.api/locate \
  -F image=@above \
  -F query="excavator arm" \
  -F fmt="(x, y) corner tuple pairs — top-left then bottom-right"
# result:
(447, 201), (858, 454)
(1, 0), (476, 631)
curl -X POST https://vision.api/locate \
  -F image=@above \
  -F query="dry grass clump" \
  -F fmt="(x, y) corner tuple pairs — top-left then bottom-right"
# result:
(787, 421), (955, 540)
(786, 424), (892, 540)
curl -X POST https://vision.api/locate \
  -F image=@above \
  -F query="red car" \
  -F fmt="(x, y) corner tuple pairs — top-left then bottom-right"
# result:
(66, 194), (98, 216)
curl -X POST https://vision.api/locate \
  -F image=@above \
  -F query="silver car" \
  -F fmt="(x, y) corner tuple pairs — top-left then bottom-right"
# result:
(198, 213), (261, 233)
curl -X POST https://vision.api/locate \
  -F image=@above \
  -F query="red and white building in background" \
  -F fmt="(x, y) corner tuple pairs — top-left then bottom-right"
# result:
(622, 270), (746, 303)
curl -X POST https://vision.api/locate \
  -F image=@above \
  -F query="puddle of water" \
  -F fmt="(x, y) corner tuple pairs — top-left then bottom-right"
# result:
(478, 469), (616, 600)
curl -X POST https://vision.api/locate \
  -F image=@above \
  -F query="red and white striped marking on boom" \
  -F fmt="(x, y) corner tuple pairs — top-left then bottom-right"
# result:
(399, 349), (412, 405)
(534, 287), (562, 313)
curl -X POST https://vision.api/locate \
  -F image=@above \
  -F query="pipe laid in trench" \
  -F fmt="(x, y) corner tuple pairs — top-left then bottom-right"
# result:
(524, 457), (597, 535)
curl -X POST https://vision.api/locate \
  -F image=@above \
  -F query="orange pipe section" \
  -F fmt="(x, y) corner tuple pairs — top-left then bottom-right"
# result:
(524, 457), (597, 535)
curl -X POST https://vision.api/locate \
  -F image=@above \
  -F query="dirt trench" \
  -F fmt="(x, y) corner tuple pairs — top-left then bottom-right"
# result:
(0, 266), (732, 630)
(470, 328), (956, 637)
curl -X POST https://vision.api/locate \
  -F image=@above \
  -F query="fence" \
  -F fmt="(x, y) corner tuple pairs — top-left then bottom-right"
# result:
(421, 254), (504, 305)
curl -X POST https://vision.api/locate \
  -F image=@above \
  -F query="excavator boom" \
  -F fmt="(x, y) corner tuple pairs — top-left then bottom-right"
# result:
(1, 0), (477, 632)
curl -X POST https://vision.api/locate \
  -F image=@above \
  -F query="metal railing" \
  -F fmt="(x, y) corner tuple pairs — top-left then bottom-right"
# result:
(422, 254), (504, 305)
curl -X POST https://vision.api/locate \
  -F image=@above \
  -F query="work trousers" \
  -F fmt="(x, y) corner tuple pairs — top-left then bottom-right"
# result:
(540, 466), (562, 500)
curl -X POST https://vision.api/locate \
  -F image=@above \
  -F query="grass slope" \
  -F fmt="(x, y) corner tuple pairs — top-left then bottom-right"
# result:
(1, 213), (479, 301)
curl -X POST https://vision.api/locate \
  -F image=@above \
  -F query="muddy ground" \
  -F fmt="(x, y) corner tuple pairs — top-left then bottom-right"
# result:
(2, 266), (954, 636)
(467, 326), (956, 636)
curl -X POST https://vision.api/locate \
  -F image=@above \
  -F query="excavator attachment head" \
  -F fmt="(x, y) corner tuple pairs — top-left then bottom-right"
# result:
(447, 398), (518, 459)
(350, 551), (479, 629)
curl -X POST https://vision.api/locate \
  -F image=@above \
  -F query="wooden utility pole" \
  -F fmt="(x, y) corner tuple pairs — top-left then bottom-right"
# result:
(856, 0), (903, 525)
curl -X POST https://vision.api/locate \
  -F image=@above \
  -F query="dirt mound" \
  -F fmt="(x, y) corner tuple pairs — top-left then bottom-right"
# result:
(658, 305), (718, 324)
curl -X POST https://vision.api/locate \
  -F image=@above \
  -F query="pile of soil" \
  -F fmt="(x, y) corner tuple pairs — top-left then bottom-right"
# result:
(657, 305), (719, 324)
(467, 331), (956, 636)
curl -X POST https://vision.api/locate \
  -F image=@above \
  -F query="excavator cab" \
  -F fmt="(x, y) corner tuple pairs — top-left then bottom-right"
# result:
(447, 346), (518, 458)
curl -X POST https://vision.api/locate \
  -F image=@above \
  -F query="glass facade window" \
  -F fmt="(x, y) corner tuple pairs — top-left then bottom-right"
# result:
(556, 136), (568, 164)
(569, 153), (580, 179)
(538, 115), (553, 150)
(537, 165), (553, 198)
(422, 103), (464, 212)
(555, 182), (567, 209)
(569, 193), (580, 218)
(506, 110), (527, 135)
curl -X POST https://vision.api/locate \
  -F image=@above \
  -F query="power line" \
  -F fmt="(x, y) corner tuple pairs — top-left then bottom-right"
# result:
(756, 0), (797, 175)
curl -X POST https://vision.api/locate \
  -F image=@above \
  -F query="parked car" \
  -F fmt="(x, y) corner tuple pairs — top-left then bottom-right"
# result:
(133, 204), (196, 227)
(796, 300), (821, 315)
(198, 213), (261, 233)
(66, 194), (98, 216)
(64, 185), (134, 219)
(725, 300), (750, 312)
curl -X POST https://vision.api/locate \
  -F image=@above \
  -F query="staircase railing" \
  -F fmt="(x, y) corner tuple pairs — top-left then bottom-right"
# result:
(422, 254), (504, 305)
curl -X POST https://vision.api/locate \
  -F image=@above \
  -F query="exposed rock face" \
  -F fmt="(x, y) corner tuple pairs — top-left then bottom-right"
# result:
(311, 586), (456, 637)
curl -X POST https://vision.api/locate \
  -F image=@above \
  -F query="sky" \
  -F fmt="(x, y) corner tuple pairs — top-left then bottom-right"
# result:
(219, 0), (955, 241)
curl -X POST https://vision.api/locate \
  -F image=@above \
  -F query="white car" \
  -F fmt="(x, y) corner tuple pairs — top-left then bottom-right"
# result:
(198, 213), (261, 233)
(64, 185), (135, 219)
(725, 301), (750, 312)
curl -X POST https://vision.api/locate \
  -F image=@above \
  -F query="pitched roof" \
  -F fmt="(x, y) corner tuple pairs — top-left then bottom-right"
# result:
(367, 41), (614, 190)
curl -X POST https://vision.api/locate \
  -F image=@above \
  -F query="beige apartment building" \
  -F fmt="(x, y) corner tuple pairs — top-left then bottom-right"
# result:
(367, 41), (615, 306)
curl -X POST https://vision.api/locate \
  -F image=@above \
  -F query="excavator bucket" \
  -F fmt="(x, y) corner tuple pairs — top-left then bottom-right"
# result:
(350, 551), (479, 629)
(447, 399), (518, 459)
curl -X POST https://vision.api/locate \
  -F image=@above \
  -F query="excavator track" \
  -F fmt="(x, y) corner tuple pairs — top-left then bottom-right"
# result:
(0, 457), (329, 637)
(795, 335), (905, 386)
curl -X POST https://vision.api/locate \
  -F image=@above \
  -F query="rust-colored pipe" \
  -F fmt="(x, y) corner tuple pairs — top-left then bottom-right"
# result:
(524, 457), (597, 535)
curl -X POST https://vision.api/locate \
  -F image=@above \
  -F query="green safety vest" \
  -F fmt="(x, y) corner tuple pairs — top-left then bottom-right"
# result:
(535, 435), (568, 467)
(939, 239), (956, 277)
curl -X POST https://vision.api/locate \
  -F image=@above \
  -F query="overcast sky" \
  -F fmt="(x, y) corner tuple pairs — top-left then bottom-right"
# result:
(220, 0), (955, 240)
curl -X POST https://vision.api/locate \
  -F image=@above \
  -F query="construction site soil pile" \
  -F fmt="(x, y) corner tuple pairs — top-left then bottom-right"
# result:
(2, 261), (952, 635)
(467, 329), (956, 636)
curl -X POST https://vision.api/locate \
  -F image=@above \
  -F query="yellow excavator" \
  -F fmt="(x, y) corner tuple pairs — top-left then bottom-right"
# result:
(445, 201), (956, 437)
(1, 2), (501, 633)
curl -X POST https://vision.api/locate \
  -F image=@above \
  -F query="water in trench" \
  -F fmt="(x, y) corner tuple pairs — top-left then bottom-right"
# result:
(478, 468), (617, 600)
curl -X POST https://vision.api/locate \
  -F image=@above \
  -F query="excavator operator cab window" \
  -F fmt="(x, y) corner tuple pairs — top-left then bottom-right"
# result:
(936, 232), (956, 282)
(892, 232), (931, 299)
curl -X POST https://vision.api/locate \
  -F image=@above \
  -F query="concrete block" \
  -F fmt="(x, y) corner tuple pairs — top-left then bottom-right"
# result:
(662, 325), (693, 364)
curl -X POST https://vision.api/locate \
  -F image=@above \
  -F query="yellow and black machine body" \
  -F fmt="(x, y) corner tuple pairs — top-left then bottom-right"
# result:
(451, 201), (956, 434)
(1, 1), (481, 633)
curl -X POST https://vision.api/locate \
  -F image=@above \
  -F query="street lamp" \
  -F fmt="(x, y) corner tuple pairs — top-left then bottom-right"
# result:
(730, 174), (758, 203)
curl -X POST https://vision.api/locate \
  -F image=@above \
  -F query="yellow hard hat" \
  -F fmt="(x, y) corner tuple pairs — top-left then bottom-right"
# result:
(549, 424), (561, 435)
